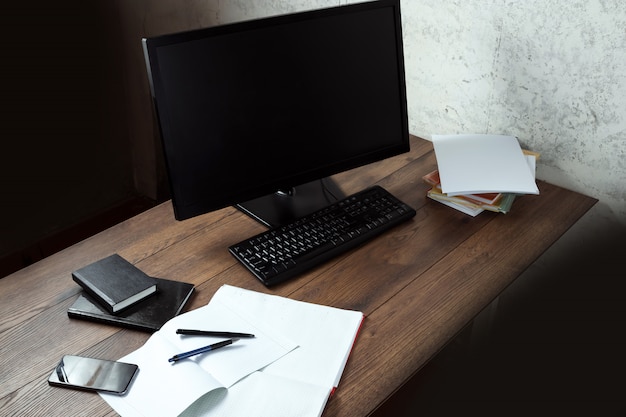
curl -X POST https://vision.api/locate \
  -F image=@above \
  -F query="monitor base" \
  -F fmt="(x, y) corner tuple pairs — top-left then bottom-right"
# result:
(236, 178), (345, 228)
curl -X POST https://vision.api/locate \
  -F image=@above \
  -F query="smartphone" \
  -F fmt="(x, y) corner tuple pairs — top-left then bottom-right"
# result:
(48, 355), (139, 395)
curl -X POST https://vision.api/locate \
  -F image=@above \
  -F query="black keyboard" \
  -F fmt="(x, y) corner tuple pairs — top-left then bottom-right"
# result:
(229, 185), (416, 286)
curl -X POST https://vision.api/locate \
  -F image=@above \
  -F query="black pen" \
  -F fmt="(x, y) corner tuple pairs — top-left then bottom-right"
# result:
(176, 329), (255, 338)
(168, 338), (238, 363)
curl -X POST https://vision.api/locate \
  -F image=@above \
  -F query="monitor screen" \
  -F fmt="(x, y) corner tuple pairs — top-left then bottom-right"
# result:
(143, 0), (409, 227)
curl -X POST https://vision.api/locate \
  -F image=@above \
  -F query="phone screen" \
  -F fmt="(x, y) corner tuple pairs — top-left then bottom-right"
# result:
(48, 355), (139, 394)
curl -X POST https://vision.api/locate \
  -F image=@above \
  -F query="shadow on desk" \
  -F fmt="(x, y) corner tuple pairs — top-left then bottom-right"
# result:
(372, 205), (626, 417)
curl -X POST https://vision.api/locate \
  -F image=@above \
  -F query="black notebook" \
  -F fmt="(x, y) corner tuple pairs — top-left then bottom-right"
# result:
(72, 254), (157, 314)
(68, 277), (195, 332)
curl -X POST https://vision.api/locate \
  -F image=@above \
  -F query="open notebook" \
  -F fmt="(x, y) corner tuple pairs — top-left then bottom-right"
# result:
(101, 285), (364, 417)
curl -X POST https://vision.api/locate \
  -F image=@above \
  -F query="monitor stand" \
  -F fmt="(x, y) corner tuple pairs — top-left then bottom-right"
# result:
(236, 178), (346, 228)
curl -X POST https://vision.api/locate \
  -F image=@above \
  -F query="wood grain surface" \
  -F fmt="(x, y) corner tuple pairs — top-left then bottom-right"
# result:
(0, 136), (597, 417)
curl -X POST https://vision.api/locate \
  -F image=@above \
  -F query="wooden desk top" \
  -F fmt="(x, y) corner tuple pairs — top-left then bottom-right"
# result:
(0, 136), (596, 416)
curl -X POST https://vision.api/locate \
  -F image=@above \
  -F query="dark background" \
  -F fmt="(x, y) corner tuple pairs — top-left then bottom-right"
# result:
(0, 1), (215, 277)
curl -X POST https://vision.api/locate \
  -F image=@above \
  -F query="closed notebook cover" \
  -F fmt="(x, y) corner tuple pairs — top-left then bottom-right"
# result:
(72, 254), (157, 314)
(432, 134), (539, 196)
(68, 277), (195, 332)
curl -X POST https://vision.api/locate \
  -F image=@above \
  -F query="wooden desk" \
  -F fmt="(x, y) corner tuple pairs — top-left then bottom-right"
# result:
(0, 136), (596, 416)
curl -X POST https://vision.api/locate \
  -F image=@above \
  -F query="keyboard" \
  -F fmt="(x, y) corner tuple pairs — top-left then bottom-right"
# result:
(229, 185), (416, 286)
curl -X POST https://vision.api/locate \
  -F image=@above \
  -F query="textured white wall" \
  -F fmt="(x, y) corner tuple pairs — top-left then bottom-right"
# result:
(215, 0), (626, 223)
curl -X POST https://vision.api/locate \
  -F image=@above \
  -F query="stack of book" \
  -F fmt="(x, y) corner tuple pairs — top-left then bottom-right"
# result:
(425, 134), (540, 216)
(68, 254), (194, 332)
(423, 169), (518, 216)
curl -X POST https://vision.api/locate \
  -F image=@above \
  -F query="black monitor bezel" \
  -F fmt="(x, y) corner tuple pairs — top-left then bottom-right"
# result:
(143, 0), (409, 224)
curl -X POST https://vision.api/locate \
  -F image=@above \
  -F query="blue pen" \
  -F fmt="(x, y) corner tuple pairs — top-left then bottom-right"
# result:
(168, 338), (238, 363)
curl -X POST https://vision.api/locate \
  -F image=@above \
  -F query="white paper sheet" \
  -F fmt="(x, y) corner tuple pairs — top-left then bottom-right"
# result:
(432, 134), (540, 196)
(180, 372), (332, 417)
(100, 287), (298, 417)
(216, 285), (364, 389)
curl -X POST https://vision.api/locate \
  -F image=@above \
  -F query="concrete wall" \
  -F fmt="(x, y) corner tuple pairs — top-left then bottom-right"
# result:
(215, 0), (626, 224)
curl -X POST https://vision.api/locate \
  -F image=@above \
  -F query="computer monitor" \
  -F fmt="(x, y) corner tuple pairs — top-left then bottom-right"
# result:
(143, 0), (409, 228)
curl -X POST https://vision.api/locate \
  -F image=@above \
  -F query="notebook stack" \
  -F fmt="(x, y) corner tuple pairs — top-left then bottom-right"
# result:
(68, 254), (194, 332)
(424, 134), (540, 217)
